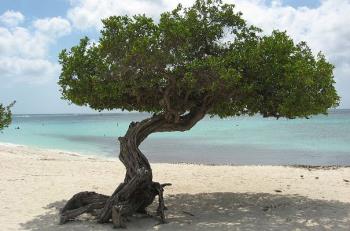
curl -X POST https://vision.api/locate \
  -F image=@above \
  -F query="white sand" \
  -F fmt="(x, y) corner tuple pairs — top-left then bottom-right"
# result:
(1, 143), (350, 230)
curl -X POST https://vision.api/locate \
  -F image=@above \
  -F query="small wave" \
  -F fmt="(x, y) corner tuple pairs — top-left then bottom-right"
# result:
(14, 115), (31, 118)
(0, 142), (25, 147)
(0, 142), (113, 160)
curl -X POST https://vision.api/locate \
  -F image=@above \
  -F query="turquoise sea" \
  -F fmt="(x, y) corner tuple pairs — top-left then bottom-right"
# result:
(1, 110), (350, 165)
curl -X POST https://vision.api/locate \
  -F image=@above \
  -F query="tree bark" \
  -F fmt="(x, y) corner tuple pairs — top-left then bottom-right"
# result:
(60, 105), (208, 228)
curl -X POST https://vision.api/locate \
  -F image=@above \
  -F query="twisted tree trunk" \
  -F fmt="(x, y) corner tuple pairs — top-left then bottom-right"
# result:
(97, 116), (170, 227)
(60, 105), (207, 228)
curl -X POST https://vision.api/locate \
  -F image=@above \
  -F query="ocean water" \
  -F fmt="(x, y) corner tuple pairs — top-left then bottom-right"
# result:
(0, 110), (349, 165)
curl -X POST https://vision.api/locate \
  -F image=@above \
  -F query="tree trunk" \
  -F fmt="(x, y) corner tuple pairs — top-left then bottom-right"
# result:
(60, 106), (208, 228)
(97, 115), (170, 227)
(60, 115), (171, 228)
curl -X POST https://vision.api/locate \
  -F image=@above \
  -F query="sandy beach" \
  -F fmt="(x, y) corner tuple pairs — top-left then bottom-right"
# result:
(1, 143), (350, 230)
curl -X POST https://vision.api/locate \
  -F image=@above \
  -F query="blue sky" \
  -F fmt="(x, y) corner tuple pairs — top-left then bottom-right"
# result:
(0, 0), (349, 114)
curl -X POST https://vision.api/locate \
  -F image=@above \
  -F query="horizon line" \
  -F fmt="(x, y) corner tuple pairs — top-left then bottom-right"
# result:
(13, 108), (350, 116)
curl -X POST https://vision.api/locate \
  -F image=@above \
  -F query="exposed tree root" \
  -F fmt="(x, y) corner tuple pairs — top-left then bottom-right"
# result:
(60, 180), (171, 228)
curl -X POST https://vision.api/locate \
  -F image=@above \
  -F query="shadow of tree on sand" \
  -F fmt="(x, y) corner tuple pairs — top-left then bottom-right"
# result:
(21, 192), (350, 231)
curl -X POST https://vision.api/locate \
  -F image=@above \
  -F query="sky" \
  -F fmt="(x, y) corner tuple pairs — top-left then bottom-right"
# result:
(0, 0), (349, 114)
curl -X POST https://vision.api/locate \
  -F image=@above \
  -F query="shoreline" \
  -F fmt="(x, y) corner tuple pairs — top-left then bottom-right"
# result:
(0, 141), (118, 161)
(1, 144), (350, 230)
(1, 142), (350, 168)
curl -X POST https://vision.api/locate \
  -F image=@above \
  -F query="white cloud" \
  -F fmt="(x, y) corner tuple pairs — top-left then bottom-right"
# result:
(0, 26), (60, 84)
(0, 10), (24, 27)
(33, 17), (71, 37)
(0, 13), (71, 85)
(0, 57), (60, 85)
(67, 0), (190, 29)
(0, 25), (57, 84)
(0, 27), (48, 59)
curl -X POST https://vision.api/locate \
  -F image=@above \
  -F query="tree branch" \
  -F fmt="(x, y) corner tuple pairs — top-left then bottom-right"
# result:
(157, 95), (212, 132)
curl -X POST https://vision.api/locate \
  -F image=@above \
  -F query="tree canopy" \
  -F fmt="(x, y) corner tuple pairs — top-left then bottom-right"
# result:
(59, 0), (339, 121)
(0, 102), (14, 131)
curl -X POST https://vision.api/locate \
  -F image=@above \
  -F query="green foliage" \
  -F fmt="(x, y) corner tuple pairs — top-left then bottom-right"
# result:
(0, 101), (15, 131)
(59, 0), (339, 119)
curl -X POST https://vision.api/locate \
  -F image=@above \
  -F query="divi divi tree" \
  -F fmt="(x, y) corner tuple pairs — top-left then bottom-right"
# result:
(58, 0), (339, 228)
